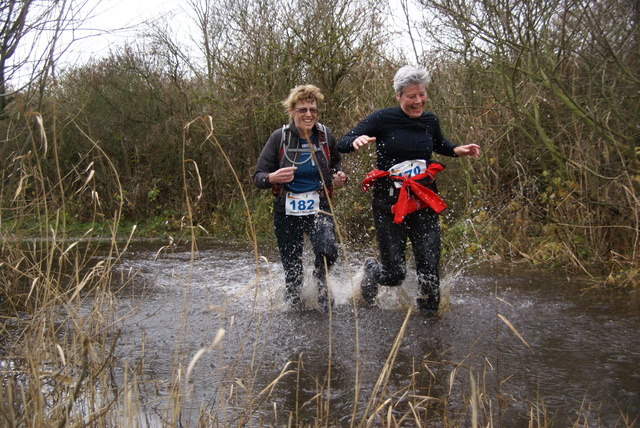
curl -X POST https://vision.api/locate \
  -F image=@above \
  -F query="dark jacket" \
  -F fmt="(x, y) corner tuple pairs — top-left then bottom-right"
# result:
(253, 121), (343, 212)
(338, 106), (458, 211)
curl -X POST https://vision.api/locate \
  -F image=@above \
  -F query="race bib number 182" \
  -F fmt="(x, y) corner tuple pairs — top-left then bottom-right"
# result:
(285, 191), (320, 216)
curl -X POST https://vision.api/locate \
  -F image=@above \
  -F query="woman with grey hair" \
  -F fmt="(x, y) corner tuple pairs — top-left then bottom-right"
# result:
(337, 65), (480, 314)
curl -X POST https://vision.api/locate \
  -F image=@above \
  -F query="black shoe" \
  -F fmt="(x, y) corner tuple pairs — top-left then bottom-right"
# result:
(416, 294), (439, 315)
(317, 291), (335, 312)
(286, 293), (301, 310)
(361, 257), (379, 304)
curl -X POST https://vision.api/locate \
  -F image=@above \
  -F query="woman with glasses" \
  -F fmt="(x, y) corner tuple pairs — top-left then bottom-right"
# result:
(253, 85), (347, 311)
(337, 65), (480, 314)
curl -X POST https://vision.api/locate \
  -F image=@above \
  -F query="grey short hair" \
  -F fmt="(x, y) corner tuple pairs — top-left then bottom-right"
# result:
(393, 65), (431, 95)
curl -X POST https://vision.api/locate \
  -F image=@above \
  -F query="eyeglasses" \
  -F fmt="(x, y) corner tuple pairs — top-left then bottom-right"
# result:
(294, 107), (318, 114)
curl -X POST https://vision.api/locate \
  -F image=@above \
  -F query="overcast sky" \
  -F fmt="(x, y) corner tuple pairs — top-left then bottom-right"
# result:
(72, 0), (421, 62)
(66, 0), (188, 63)
(8, 0), (422, 87)
(24, 0), (423, 83)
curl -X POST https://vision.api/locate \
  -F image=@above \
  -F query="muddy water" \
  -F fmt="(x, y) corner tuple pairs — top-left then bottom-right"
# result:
(113, 241), (640, 427)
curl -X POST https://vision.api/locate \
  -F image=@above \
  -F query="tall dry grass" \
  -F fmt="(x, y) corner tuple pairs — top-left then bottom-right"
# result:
(0, 115), (633, 427)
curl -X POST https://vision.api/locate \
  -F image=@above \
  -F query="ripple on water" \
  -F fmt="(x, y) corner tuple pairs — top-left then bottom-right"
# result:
(110, 242), (640, 426)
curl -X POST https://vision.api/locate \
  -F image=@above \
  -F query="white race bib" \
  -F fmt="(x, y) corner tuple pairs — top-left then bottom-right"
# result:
(388, 159), (428, 188)
(285, 191), (320, 216)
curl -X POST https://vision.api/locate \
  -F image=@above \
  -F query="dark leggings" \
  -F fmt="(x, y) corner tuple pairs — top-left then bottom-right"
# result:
(273, 211), (338, 300)
(370, 207), (441, 299)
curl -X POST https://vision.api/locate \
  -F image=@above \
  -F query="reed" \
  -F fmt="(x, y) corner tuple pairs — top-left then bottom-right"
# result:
(0, 116), (633, 428)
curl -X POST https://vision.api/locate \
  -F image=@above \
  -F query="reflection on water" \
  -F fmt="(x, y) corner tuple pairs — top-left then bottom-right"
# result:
(113, 240), (640, 426)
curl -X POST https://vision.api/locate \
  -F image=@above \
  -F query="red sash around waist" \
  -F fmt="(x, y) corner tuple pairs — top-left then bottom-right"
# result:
(361, 162), (446, 224)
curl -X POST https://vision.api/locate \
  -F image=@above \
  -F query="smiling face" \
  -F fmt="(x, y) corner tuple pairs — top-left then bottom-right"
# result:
(291, 99), (318, 138)
(396, 83), (427, 119)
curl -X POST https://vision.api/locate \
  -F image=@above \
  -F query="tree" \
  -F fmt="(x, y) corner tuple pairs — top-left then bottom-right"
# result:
(0, 0), (86, 118)
(413, 0), (640, 279)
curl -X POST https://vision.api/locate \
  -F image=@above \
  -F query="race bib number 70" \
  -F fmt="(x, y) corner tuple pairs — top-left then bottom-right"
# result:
(285, 191), (320, 216)
(388, 159), (428, 188)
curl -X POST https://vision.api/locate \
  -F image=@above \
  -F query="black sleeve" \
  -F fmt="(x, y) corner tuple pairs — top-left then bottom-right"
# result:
(337, 110), (380, 153)
(326, 127), (343, 174)
(252, 129), (282, 189)
(432, 116), (458, 157)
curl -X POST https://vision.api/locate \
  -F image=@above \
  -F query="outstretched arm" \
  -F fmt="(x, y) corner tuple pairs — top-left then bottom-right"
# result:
(350, 135), (376, 150)
(453, 144), (481, 158)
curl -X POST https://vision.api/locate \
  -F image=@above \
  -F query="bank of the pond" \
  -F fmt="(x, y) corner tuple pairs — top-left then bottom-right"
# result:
(2, 207), (636, 292)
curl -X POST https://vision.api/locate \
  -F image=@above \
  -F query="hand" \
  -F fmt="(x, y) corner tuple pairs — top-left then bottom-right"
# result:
(454, 144), (481, 158)
(269, 166), (297, 184)
(333, 171), (347, 188)
(352, 135), (376, 150)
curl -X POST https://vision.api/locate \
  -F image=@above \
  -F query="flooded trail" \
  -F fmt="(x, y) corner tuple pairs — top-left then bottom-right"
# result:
(112, 241), (640, 427)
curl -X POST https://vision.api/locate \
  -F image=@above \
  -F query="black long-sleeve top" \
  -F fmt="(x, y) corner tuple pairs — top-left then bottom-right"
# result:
(337, 106), (457, 168)
(337, 106), (458, 210)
